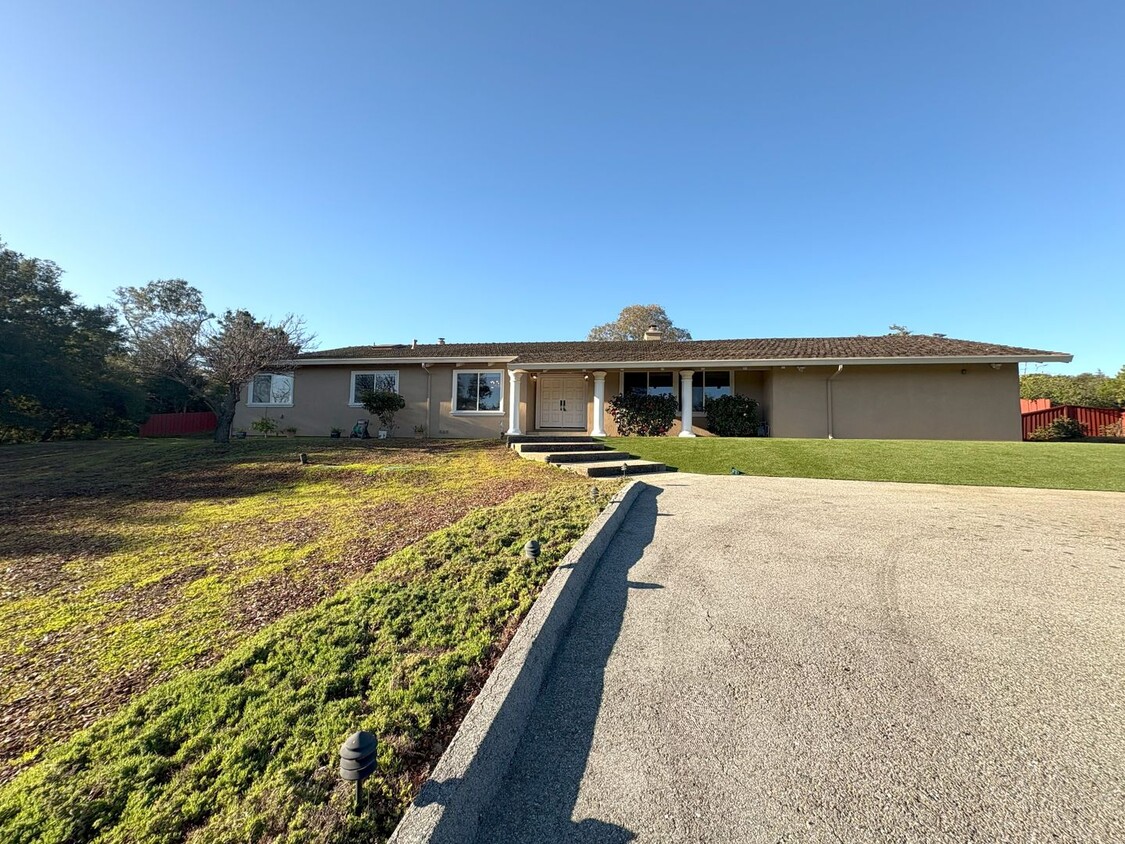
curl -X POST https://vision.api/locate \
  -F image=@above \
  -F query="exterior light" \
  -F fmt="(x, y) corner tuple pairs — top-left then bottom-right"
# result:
(990, 363), (1002, 370)
(589, 486), (600, 502)
(339, 730), (379, 815)
(796, 366), (806, 372)
(584, 374), (589, 380)
(524, 540), (541, 559)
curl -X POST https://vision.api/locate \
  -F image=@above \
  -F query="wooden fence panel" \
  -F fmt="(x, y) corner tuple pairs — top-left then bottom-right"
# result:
(1021, 405), (1124, 439)
(139, 411), (218, 437)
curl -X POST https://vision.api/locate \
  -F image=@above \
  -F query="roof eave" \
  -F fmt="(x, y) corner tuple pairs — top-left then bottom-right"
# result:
(526, 353), (1073, 369)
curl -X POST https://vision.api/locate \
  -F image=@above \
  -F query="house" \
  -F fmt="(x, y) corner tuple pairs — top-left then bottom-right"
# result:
(232, 331), (1071, 441)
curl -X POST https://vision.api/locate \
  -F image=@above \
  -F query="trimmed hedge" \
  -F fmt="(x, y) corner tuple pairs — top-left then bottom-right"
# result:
(607, 393), (678, 436)
(705, 394), (760, 437)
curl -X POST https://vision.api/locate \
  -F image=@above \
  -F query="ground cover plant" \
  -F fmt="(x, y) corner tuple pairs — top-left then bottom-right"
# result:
(602, 437), (1125, 492)
(0, 482), (606, 842)
(0, 438), (590, 787)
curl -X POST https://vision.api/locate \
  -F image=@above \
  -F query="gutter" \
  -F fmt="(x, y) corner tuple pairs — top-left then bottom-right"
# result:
(826, 364), (844, 439)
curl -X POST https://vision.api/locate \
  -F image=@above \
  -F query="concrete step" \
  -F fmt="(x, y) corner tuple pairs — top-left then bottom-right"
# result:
(547, 450), (635, 464)
(514, 442), (610, 454)
(506, 434), (595, 445)
(567, 459), (668, 478)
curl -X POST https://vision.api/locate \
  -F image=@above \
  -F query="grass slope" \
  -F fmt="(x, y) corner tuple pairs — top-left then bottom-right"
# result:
(604, 437), (1125, 491)
(0, 484), (606, 843)
(0, 438), (582, 782)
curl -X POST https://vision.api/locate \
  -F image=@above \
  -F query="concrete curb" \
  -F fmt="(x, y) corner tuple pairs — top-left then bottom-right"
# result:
(388, 480), (644, 844)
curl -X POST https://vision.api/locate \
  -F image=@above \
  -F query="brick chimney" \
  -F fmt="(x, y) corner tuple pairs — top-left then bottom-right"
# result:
(642, 324), (663, 341)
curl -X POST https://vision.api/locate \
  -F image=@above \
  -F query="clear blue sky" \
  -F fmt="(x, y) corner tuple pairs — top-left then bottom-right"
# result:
(2, 1), (1122, 373)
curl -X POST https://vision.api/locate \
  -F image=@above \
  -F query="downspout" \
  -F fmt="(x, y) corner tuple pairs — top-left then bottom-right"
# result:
(421, 363), (432, 435)
(826, 364), (844, 439)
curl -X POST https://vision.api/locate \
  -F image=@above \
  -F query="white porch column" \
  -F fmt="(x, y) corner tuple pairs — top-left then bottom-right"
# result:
(678, 370), (697, 437)
(506, 369), (526, 435)
(591, 371), (607, 437)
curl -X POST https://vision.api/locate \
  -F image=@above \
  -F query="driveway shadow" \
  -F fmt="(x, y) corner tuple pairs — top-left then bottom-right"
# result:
(470, 484), (663, 843)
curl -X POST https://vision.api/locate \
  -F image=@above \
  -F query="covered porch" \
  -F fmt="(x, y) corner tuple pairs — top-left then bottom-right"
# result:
(504, 367), (769, 438)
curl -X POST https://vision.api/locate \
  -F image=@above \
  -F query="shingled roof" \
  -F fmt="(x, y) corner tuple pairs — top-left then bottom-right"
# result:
(299, 335), (1069, 366)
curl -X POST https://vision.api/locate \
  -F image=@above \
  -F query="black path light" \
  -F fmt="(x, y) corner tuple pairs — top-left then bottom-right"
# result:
(339, 730), (378, 814)
(524, 539), (540, 560)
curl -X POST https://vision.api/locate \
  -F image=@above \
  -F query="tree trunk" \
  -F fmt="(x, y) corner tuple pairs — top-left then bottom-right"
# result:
(213, 385), (239, 444)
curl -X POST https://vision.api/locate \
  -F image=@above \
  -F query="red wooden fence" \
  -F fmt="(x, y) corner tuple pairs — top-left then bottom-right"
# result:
(139, 411), (218, 437)
(1019, 398), (1052, 412)
(1021, 405), (1124, 440)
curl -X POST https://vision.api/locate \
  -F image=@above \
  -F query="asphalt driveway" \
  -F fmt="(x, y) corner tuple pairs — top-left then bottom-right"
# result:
(475, 475), (1125, 843)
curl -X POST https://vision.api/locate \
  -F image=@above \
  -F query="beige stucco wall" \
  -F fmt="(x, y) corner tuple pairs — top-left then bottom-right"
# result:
(768, 363), (1021, 441)
(233, 363), (508, 440)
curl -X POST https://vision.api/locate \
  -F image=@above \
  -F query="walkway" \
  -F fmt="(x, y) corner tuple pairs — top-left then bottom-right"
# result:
(475, 475), (1125, 842)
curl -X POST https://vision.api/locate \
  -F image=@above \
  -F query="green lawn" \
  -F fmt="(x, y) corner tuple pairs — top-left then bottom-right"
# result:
(0, 438), (607, 841)
(604, 437), (1125, 492)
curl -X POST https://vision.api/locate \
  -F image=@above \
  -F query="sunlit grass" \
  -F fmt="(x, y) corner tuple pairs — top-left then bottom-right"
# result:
(603, 437), (1125, 491)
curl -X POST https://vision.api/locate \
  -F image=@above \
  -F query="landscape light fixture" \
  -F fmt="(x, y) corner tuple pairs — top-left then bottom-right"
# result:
(524, 539), (541, 559)
(339, 731), (379, 815)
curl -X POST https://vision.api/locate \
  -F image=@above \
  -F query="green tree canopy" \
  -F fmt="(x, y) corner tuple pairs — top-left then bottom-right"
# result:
(115, 280), (310, 443)
(0, 239), (142, 441)
(1019, 370), (1122, 409)
(586, 304), (692, 341)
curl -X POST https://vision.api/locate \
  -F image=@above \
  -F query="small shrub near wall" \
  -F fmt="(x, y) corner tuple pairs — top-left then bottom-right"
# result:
(705, 394), (760, 437)
(607, 393), (678, 436)
(1028, 416), (1085, 441)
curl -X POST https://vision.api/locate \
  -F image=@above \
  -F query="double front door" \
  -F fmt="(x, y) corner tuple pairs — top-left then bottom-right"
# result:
(537, 375), (587, 429)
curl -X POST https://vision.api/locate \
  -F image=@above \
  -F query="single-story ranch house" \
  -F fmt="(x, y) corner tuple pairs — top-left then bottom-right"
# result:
(231, 330), (1071, 441)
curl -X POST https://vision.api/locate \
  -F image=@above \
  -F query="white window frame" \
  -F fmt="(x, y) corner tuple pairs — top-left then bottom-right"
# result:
(247, 372), (295, 407)
(452, 369), (506, 415)
(349, 370), (399, 407)
(692, 369), (734, 415)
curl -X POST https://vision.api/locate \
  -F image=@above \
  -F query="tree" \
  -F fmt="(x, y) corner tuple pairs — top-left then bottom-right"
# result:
(587, 304), (692, 341)
(115, 280), (309, 444)
(1019, 370), (1121, 409)
(0, 239), (143, 441)
(361, 389), (406, 435)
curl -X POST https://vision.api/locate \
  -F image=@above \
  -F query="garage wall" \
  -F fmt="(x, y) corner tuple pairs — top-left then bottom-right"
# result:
(769, 364), (1021, 441)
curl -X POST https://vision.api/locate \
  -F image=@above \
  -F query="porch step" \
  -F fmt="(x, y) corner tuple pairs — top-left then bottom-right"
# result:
(513, 441), (610, 454)
(506, 434), (596, 445)
(520, 449), (630, 464)
(567, 459), (668, 478)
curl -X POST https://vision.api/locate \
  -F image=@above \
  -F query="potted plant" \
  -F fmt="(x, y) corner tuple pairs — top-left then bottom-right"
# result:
(330, 427), (342, 439)
(413, 424), (426, 440)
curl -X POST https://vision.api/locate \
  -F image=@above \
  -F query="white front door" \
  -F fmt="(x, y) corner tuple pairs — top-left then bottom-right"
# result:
(537, 376), (588, 429)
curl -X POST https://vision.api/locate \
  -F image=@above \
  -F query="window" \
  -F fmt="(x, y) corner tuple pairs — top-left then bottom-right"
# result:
(350, 370), (398, 405)
(692, 371), (732, 412)
(454, 370), (504, 413)
(248, 373), (293, 406)
(623, 371), (674, 397)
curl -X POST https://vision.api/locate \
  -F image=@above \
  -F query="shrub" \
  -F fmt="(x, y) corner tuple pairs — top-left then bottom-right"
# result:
(1098, 420), (1123, 438)
(705, 394), (760, 437)
(251, 416), (278, 436)
(607, 392), (678, 436)
(1028, 416), (1085, 441)
(361, 389), (406, 435)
